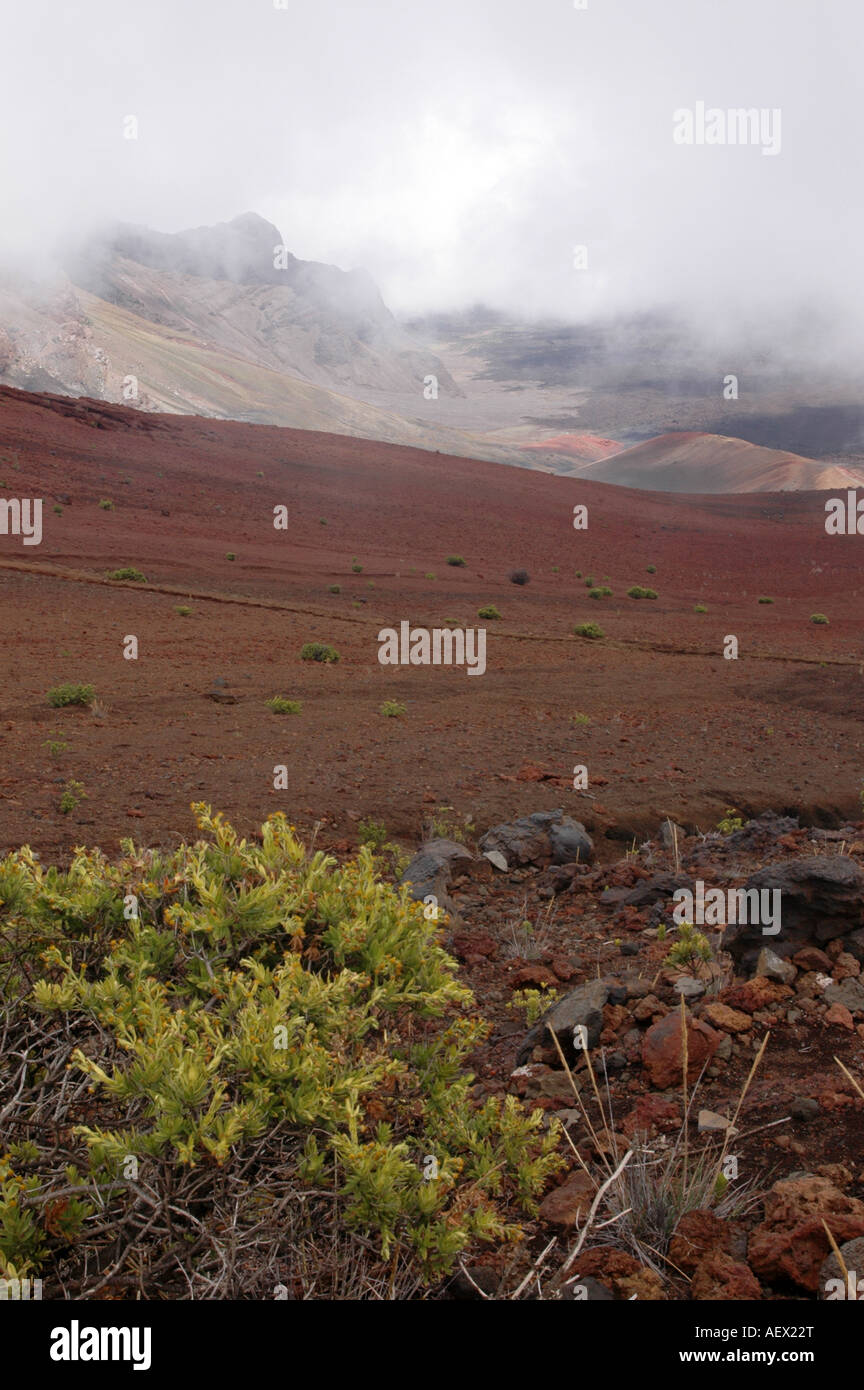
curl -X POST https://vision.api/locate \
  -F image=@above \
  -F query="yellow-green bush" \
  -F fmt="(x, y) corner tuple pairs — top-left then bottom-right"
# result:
(11, 806), (561, 1284)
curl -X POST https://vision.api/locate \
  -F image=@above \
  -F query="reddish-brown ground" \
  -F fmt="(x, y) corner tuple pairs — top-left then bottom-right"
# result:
(0, 384), (862, 863)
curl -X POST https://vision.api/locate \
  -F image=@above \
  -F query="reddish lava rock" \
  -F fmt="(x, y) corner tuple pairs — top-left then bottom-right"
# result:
(668, 1209), (737, 1275)
(748, 1176), (864, 1291)
(576, 1248), (665, 1300)
(450, 932), (497, 960)
(641, 1010), (721, 1089)
(621, 1094), (682, 1138)
(691, 1250), (762, 1301)
(720, 976), (792, 1014)
(538, 1168), (597, 1231)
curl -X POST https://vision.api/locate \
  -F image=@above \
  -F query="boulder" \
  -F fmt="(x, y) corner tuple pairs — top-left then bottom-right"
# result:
(399, 838), (474, 920)
(479, 810), (593, 869)
(722, 856), (864, 974)
(515, 978), (610, 1066)
(642, 1010), (720, 1089)
(748, 1175), (864, 1291)
(818, 1236), (864, 1299)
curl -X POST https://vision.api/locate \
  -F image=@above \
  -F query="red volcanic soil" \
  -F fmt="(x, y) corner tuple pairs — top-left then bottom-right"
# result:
(524, 432), (622, 463)
(1, 383), (863, 862)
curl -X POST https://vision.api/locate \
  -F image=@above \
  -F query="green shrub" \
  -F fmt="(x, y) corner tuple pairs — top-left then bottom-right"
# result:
(107, 567), (146, 582)
(425, 573), (436, 581)
(446, 556), (466, 567)
(588, 586), (612, 599)
(98, 499), (114, 511)
(301, 642), (340, 663)
(59, 780), (86, 815)
(53, 504), (63, 516)
(584, 576), (595, 588)
(573, 622), (603, 640)
(23, 806), (562, 1286)
(757, 596), (773, 605)
(175, 606), (192, 617)
(379, 701), (406, 718)
(226, 552), (236, 562)
(351, 558), (363, 573)
(478, 605), (501, 620)
(811, 613), (829, 625)
(571, 712), (591, 726)
(357, 817), (388, 848)
(646, 564), (656, 574)
(328, 585), (341, 594)
(47, 684), (95, 708)
(266, 697), (303, 715)
(627, 586), (657, 599)
(694, 604), (707, 613)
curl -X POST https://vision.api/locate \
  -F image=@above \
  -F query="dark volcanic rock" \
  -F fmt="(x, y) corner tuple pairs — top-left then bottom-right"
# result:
(479, 810), (593, 869)
(399, 838), (474, 920)
(722, 856), (864, 974)
(516, 978), (610, 1066)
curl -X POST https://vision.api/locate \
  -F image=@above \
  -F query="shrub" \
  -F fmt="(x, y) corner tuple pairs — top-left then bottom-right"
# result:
(646, 564), (656, 574)
(758, 596), (773, 605)
(425, 573), (436, 581)
(357, 817), (388, 848)
(267, 697), (303, 715)
(446, 556), (466, 567)
(98, 499), (114, 511)
(478, 605), (501, 620)
(352, 558), (363, 573)
(328, 585), (341, 594)
(175, 606), (192, 617)
(664, 922), (712, 969)
(811, 613), (829, 625)
(47, 683), (95, 708)
(717, 808), (745, 834)
(508, 987), (560, 1025)
(301, 642), (340, 663)
(588, 586), (612, 599)
(571, 712), (591, 726)
(509, 570), (530, 585)
(573, 622), (603, 639)
(584, 575), (595, 587)
(694, 604), (707, 613)
(226, 552), (236, 562)
(107, 567), (146, 582)
(627, 586), (657, 599)
(379, 701), (406, 718)
(21, 807), (562, 1288)
(575, 571), (582, 579)
(58, 779), (86, 815)
(53, 505), (63, 516)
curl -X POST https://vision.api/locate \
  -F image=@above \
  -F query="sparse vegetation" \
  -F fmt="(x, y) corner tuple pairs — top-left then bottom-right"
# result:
(300, 642), (340, 663)
(107, 567), (146, 582)
(717, 807), (745, 834)
(478, 605), (501, 619)
(811, 613), (829, 625)
(98, 499), (114, 511)
(357, 816), (388, 848)
(225, 552), (236, 561)
(573, 622), (603, 639)
(509, 986), (560, 1025)
(379, 701), (406, 718)
(758, 596), (774, 604)
(266, 696), (303, 715)
(588, 586), (613, 599)
(571, 712), (591, 725)
(175, 605), (192, 617)
(3, 806), (562, 1295)
(58, 779), (86, 815)
(47, 683), (95, 708)
(446, 555), (467, 567)
(328, 584), (341, 594)
(694, 604), (707, 613)
(351, 558), (363, 573)
(627, 586), (658, 599)
(646, 564), (656, 574)
(664, 921), (712, 969)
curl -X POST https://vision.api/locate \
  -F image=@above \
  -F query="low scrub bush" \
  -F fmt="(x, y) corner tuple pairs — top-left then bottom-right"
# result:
(4, 806), (562, 1294)
(47, 684), (95, 708)
(573, 622), (603, 639)
(301, 642), (340, 663)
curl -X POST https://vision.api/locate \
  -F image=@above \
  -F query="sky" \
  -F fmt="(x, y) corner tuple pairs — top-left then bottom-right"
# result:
(2, 0), (863, 351)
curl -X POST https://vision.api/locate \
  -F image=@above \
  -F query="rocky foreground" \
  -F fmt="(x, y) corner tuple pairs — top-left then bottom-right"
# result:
(399, 808), (864, 1300)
